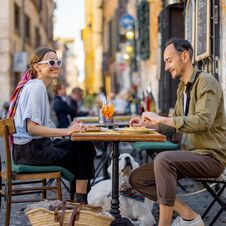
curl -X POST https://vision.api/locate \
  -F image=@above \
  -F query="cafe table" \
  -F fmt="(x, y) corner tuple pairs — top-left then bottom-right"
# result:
(71, 130), (166, 225)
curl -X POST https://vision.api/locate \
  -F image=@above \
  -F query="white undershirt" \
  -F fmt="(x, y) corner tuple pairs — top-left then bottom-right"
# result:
(183, 90), (187, 114)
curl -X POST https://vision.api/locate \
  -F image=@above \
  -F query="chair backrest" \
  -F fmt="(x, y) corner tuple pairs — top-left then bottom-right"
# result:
(0, 118), (16, 180)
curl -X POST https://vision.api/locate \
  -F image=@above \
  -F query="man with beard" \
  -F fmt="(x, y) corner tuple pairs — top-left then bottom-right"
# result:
(129, 38), (226, 226)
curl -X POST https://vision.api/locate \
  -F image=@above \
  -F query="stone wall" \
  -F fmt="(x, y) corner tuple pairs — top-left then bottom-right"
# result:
(220, 0), (226, 106)
(0, 0), (54, 107)
(0, 0), (10, 107)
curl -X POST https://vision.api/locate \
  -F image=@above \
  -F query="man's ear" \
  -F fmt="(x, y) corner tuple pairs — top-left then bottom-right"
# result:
(182, 51), (190, 63)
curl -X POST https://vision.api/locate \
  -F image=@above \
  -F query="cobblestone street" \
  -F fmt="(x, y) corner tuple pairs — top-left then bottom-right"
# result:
(1, 139), (226, 226)
(1, 182), (226, 225)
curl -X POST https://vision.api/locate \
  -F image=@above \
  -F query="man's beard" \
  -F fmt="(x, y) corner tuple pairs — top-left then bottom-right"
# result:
(174, 73), (182, 79)
(168, 70), (181, 80)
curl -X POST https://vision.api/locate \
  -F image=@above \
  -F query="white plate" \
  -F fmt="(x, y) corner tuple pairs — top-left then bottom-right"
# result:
(114, 127), (156, 134)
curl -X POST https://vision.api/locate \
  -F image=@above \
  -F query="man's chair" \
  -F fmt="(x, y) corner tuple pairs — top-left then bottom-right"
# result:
(132, 140), (179, 163)
(195, 173), (226, 226)
(131, 140), (189, 192)
(0, 118), (73, 226)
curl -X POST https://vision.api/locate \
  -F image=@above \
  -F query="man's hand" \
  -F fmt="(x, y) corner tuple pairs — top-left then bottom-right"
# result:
(129, 116), (143, 127)
(142, 112), (162, 125)
(129, 114), (159, 130)
(141, 111), (176, 129)
(142, 118), (159, 130)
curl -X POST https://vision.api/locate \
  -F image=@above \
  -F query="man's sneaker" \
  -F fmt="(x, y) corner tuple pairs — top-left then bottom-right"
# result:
(171, 214), (204, 226)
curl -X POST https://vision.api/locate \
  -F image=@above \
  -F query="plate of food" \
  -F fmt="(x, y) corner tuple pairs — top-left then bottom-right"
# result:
(114, 127), (156, 134)
(74, 116), (99, 123)
(84, 126), (102, 132)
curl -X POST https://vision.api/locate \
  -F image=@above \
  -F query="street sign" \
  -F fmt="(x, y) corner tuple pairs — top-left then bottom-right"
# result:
(13, 52), (27, 72)
(119, 13), (135, 30)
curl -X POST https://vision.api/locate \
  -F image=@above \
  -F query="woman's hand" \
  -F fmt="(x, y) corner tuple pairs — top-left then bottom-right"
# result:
(67, 121), (86, 135)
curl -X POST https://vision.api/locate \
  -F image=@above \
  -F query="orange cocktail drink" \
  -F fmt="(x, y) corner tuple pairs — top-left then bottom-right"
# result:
(101, 102), (114, 120)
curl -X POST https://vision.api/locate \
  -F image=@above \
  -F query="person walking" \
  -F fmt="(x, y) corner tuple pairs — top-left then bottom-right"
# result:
(129, 38), (226, 226)
(8, 47), (95, 203)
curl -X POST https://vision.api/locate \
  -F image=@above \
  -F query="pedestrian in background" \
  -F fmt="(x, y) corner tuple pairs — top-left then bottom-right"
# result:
(8, 47), (95, 203)
(51, 83), (76, 128)
(68, 87), (89, 119)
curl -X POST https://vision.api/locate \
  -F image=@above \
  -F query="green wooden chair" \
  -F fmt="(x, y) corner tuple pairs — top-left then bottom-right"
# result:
(11, 161), (74, 184)
(132, 140), (179, 163)
(0, 118), (74, 226)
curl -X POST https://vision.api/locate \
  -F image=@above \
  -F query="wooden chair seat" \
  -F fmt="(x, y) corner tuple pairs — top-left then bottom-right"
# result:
(1, 171), (61, 181)
(11, 161), (74, 182)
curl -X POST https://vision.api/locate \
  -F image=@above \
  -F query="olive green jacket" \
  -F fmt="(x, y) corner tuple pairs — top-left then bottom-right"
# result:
(163, 66), (226, 166)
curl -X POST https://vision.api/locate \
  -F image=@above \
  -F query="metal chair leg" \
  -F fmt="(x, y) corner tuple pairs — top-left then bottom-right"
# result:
(202, 182), (226, 225)
(70, 182), (75, 200)
(61, 179), (70, 193)
(177, 181), (187, 193)
(42, 179), (47, 199)
(0, 174), (2, 209)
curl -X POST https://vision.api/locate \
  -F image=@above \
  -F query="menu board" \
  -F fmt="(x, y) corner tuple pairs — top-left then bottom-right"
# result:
(185, 0), (194, 45)
(195, 0), (210, 61)
(185, 0), (195, 61)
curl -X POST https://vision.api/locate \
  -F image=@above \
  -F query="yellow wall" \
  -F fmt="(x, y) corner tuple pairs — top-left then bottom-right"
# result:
(102, 0), (119, 96)
(83, 0), (103, 94)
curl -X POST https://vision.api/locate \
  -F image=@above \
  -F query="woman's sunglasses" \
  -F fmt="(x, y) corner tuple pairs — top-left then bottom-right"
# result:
(37, 59), (62, 67)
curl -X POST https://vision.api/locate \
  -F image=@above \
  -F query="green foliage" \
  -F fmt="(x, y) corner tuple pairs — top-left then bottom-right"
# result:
(83, 94), (97, 109)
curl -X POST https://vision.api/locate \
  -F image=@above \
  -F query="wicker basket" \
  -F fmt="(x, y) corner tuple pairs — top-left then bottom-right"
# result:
(26, 203), (114, 226)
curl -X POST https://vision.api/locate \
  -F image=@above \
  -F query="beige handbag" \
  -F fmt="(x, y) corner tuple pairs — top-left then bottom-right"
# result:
(26, 201), (114, 226)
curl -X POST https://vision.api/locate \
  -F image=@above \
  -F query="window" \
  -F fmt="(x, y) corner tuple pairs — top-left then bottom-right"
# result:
(137, 0), (150, 60)
(38, 0), (42, 11)
(35, 27), (41, 47)
(24, 15), (31, 43)
(14, 3), (20, 35)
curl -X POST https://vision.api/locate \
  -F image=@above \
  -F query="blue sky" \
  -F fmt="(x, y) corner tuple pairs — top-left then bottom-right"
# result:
(54, 0), (85, 81)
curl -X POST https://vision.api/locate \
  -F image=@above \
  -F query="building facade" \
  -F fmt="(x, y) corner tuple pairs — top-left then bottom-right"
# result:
(0, 0), (55, 106)
(82, 0), (103, 94)
(83, 0), (226, 113)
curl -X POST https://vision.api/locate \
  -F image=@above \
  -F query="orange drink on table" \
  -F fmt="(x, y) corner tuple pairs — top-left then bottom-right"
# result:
(101, 101), (114, 121)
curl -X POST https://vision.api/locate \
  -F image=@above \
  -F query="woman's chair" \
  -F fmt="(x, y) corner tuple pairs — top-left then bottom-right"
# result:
(0, 118), (72, 226)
